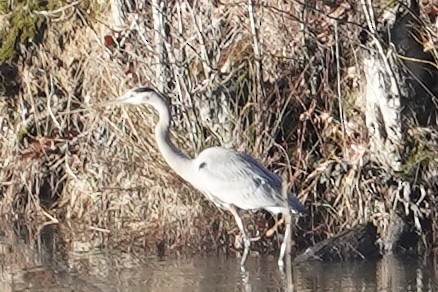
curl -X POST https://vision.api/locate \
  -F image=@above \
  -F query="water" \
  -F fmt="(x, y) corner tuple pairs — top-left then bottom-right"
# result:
(95, 256), (438, 291)
(1, 225), (438, 291)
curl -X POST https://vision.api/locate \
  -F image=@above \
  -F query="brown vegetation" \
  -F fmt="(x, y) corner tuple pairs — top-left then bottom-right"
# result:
(0, 0), (437, 260)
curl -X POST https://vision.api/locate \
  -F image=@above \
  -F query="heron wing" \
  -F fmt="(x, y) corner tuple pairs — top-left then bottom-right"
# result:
(194, 147), (285, 210)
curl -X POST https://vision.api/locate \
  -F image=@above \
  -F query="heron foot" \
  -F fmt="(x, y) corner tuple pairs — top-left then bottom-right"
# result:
(278, 257), (285, 269)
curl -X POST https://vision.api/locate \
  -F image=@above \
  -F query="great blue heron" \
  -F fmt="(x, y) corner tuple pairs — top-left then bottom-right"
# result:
(102, 87), (306, 268)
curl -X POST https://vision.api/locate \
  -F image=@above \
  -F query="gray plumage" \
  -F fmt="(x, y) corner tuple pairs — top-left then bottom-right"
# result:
(102, 86), (306, 269)
(194, 147), (305, 214)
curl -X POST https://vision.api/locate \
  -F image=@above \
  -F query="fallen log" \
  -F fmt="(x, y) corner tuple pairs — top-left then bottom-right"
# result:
(294, 223), (379, 263)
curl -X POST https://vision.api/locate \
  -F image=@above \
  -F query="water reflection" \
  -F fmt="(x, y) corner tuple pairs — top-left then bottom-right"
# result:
(0, 222), (437, 291)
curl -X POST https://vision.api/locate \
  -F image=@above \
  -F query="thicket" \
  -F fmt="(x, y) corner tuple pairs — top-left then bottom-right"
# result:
(0, 0), (437, 257)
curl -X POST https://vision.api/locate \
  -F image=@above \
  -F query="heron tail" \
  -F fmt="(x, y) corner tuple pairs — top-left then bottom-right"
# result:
(288, 193), (307, 216)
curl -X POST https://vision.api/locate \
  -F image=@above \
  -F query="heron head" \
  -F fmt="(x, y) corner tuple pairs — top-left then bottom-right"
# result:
(100, 86), (167, 109)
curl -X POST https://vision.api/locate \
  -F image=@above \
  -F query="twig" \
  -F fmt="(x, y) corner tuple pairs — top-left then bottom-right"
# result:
(20, 173), (59, 224)
(188, 3), (212, 78)
(34, 0), (82, 17)
(247, 0), (264, 102)
(334, 21), (346, 154)
(47, 75), (62, 130)
(152, 0), (168, 91)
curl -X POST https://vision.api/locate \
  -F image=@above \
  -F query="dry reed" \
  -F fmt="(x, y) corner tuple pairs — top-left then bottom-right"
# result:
(0, 0), (437, 256)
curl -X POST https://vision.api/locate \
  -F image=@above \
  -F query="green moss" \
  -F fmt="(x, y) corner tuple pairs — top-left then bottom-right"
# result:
(382, 0), (398, 9)
(0, 0), (62, 61)
(0, 1), (8, 13)
(81, 0), (105, 18)
(16, 124), (28, 142)
(398, 140), (436, 179)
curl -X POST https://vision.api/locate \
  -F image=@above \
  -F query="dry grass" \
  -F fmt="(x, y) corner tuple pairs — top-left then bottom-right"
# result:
(0, 0), (437, 255)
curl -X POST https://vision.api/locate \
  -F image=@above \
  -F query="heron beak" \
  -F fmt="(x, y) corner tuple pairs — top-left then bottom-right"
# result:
(95, 93), (131, 108)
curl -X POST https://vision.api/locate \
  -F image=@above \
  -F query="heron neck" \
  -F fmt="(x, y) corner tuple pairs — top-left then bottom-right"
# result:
(154, 101), (194, 182)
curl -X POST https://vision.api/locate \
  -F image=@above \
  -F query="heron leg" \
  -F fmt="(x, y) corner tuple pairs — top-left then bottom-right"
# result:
(278, 212), (292, 269)
(228, 205), (251, 267)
